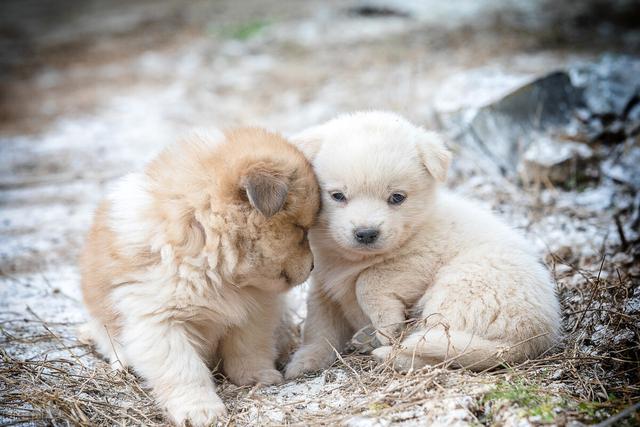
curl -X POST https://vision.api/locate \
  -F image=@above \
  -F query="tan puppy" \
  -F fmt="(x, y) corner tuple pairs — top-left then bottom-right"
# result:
(285, 112), (560, 377)
(80, 128), (319, 426)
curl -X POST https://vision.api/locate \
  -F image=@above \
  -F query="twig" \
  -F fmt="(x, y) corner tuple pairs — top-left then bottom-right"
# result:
(593, 401), (640, 427)
(613, 215), (628, 250)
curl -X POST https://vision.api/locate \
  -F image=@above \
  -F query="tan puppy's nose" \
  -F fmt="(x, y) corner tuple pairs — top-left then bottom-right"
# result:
(354, 227), (379, 244)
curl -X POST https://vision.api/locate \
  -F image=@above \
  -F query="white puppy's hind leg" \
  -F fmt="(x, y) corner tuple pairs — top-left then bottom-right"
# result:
(374, 327), (521, 371)
(371, 345), (431, 372)
(120, 314), (226, 427)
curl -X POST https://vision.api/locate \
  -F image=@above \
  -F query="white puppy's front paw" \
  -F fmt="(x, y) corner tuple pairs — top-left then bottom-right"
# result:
(166, 390), (226, 427)
(375, 323), (402, 347)
(349, 325), (381, 354)
(284, 348), (333, 379)
(375, 331), (392, 346)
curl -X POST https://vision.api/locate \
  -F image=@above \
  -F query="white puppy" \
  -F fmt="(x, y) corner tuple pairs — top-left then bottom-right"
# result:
(285, 111), (561, 376)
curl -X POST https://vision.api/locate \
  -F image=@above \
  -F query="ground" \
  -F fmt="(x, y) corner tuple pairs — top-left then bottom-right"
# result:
(0, 1), (639, 426)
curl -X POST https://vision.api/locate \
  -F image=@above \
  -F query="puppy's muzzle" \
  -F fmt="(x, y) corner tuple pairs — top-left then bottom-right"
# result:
(353, 227), (379, 245)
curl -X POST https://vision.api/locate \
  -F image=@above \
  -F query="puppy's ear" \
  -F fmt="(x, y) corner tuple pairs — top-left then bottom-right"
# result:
(290, 125), (324, 161)
(416, 129), (451, 182)
(242, 168), (289, 218)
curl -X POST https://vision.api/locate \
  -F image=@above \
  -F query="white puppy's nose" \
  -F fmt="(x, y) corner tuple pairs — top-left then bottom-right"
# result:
(353, 227), (379, 244)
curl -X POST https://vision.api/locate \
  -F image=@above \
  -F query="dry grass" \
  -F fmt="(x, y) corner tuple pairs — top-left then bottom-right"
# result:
(0, 319), (163, 426)
(1, 239), (638, 426)
(2, 158), (638, 425)
(1, 0), (638, 424)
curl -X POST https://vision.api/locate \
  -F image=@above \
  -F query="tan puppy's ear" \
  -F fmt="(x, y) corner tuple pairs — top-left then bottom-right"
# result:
(416, 129), (451, 182)
(290, 125), (324, 161)
(242, 168), (289, 218)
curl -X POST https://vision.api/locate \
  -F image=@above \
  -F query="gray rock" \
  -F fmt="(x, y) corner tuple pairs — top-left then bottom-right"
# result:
(518, 136), (597, 188)
(628, 101), (640, 122)
(602, 139), (640, 189)
(435, 55), (640, 181)
(584, 79), (633, 117)
(599, 119), (627, 144)
(440, 71), (583, 176)
(626, 101), (640, 136)
(573, 55), (640, 118)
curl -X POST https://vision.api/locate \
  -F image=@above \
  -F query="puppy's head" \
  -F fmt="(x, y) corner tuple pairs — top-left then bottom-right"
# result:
(214, 128), (320, 292)
(293, 111), (450, 258)
(149, 128), (320, 293)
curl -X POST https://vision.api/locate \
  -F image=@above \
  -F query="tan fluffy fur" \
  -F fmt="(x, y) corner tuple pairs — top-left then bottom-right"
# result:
(80, 128), (319, 426)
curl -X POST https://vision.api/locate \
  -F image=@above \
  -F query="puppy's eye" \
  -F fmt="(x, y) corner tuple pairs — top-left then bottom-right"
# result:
(330, 192), (347, 203)
(388, 192), (406, 205)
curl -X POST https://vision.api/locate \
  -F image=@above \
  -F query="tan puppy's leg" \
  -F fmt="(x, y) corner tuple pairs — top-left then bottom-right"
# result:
(285, 283), (352, 379)
(119, 315), (226, 427)
(221, 298), (284, 386)
(78, 318), (128, 370)
(355, 263), (427, 346)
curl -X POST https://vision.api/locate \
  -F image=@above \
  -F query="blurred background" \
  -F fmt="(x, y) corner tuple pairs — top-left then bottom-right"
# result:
(1, 1), (639, 425)
(1, 0), (639, 267)
(3, 0), (639, 288)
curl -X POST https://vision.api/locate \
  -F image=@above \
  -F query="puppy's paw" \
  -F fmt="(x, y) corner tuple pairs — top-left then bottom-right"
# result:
(375, 331), (392, 347)
(284, 348), (333, 379)
(283, 360), (310, 379)
(166, 391), (226, 427)
(349, 325), (381, 354)
(375, 324), (402, 347)
(254, 368), (284, 385)
(372, 346), (428, 373)
(372, 346), (413, 372)
(230, 368), (283, 386)
(76, 323), (95, 345)
(371, 345), (393, 363)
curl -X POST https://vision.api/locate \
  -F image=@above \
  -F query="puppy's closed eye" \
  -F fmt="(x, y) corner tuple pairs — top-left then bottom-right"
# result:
(297, 226), (309, 244)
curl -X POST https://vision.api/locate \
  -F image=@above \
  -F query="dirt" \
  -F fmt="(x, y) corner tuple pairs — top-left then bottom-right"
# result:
(1, 0), (639, 425)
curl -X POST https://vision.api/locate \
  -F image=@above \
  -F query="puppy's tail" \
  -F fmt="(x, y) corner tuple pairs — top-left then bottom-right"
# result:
(374, 328), (548, 371)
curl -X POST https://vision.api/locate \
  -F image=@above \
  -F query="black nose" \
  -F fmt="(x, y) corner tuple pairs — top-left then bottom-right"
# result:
(354, 227), (379, 244)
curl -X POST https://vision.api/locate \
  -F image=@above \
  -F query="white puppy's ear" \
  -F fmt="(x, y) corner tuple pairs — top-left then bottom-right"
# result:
(242, 168), (289, 218)
(290, 126), (324, 161)
(416, 129), (451, 182)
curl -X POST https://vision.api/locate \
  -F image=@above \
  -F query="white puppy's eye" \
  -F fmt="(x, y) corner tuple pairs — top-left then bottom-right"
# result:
(330, 191), (347, 203)
(388, 192), (406, 205)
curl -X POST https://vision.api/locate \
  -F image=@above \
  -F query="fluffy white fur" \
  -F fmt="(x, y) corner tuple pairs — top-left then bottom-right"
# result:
(285, 111), (561, 377)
